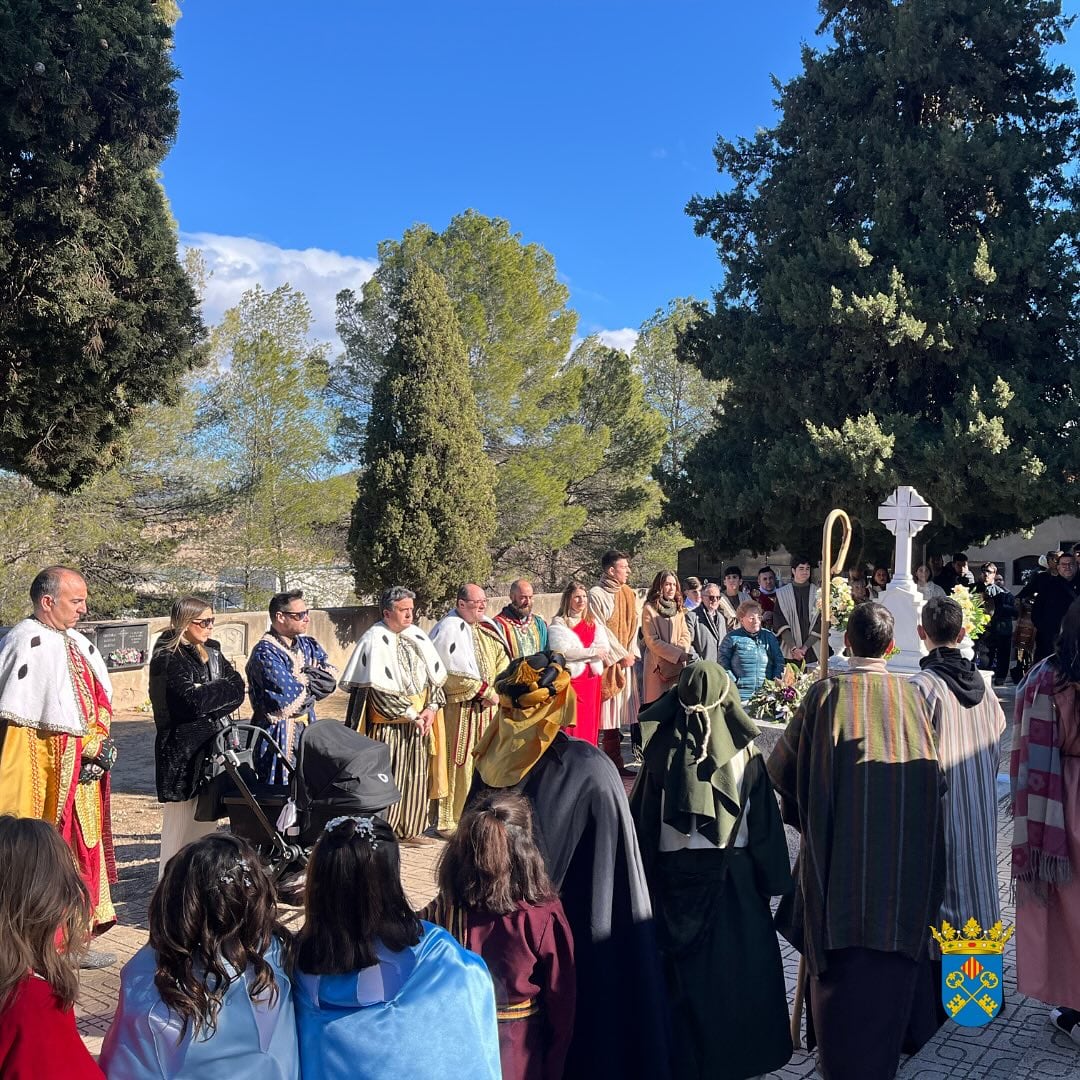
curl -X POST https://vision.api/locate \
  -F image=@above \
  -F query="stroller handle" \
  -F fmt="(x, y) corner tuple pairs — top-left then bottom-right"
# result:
(210, 720), (296, 780)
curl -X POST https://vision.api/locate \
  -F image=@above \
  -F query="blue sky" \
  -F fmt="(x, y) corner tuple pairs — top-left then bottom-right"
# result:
(163, 1), (1080, 351)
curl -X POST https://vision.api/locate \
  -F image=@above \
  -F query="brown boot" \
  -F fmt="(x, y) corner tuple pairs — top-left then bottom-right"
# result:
(601, 730), (630, 776)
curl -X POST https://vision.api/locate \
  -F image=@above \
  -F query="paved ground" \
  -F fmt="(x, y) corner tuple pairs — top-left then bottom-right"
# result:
(77, 686), (1080, 1077)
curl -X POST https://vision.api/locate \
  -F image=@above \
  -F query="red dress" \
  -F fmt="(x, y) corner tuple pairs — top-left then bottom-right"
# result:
(566, 620), (602, 746)
(0, 975), (104, 1079)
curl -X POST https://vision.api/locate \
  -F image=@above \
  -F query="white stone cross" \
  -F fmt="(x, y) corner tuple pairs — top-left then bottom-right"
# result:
(878, 485), (932, 584)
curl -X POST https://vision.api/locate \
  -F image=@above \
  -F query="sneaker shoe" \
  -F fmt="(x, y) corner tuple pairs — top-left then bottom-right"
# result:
(1050, 1006), (1080, 1046)
(79, 949), (117, 970)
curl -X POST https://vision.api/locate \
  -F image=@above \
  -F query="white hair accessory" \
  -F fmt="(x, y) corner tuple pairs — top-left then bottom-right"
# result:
(324, 815), (379, 848)
(219, 858), (253, 889)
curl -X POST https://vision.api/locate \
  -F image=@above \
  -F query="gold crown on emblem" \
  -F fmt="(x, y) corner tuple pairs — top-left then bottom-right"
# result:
(930, 918), (1014, 956)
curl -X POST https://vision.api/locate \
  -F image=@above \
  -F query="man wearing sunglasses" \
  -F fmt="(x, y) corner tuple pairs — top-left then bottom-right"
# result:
(246, 589), (338, 784)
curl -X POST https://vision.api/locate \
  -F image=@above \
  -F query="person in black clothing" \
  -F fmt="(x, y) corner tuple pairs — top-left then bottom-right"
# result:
(934, 552), (974, 594)
(973, 562), (1016, 685)
(1020, 552), (1080, 663)
(149, 596), (246, 878)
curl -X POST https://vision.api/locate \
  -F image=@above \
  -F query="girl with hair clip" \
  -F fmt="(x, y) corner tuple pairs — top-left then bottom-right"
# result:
(99, 834), (299, 1079)
(425, 791), (576, 1080)
(292, 814), (501, 1080)
(0, 816), (104, 1078)
(149, 596), (246, 878)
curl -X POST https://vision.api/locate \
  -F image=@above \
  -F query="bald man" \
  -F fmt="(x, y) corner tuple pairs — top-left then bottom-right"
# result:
(430, 584), (509, 832)
(493, 578), (549, 659)
(0, 566), (118, 958)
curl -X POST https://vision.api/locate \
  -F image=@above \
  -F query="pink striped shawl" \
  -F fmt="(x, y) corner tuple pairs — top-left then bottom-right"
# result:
(1010, 658), (1072, 893)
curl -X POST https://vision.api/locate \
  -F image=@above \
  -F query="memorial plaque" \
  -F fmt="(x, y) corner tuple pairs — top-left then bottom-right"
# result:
(216, 622), (247, 667)
(94, 623), (150, 671)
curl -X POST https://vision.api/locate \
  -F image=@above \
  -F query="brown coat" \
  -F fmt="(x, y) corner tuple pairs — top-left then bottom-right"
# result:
(641, 603), (692, 705)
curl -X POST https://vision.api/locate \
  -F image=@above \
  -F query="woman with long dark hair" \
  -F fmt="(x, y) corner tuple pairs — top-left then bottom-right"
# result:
(292, 815), (501, 1079)
(149, 596), (246, 878)
(99, 834), (298, 1078)
(0, 816), (103, 1078)
(1012, 598), (1080, 1044)
(640, 570), (694, 708)
(426, 792), (575, 1080)
(548, 582), (611, 746)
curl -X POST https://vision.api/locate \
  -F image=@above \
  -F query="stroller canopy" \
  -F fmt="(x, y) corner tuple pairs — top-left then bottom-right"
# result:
(295, 720), (401, 814)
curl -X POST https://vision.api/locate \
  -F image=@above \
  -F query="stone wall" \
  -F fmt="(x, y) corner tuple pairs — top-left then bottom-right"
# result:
(94, 592), (570, 709)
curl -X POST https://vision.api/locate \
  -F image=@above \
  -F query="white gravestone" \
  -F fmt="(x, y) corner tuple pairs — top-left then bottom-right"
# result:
(877, 486), (932, 674)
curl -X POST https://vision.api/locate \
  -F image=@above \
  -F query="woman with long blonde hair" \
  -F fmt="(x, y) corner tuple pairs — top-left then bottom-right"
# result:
(149, 596), (246, 877)
(0, 816), (103, 1078)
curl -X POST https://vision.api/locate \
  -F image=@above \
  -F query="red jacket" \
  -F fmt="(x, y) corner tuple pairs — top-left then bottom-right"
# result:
(0, 975), (104, 1079)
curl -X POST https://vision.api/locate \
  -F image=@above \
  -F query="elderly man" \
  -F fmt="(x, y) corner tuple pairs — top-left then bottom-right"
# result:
(768, 603), (946, 1080)
(430, 584), (508, 833)
(589, 549), (640, 774)
(493, 578), (549, 658)
(246, 589), (338, 784)
(688, 582), (726, 662)
(341, 586), (448, 842)
(0, 566), (118, 961)
(773, 557), (821, 663)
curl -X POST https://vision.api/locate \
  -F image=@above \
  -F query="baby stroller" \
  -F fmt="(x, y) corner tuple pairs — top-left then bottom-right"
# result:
(201, 718), (401, 888)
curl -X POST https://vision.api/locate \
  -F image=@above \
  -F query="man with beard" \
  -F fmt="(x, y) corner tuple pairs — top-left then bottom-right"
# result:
(493, 579), (549, 659)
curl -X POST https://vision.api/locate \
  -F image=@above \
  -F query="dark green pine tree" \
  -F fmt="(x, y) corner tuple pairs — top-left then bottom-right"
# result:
(0, 0), (203, 491)
(671, 0), (1080, 558)
(349, 263), (496, 613)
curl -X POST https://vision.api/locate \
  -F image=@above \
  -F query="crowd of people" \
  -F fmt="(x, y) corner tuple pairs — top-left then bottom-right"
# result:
(3, 545), (1080, 1079)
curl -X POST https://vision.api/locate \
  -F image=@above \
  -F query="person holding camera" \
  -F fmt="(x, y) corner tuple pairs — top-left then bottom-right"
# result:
(246, 589), (338, 785)
(149, 595), (247, 878)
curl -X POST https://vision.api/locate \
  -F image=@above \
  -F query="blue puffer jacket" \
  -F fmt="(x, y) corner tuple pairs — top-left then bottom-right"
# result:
(718, 627), (785, 701)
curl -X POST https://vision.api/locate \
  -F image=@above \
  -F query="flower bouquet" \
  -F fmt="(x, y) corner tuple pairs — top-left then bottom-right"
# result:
(950, 584), (990, 640)
(816, 576), (855, 631)
(108, 647), (144, 667)
(746, 663), (817, 725)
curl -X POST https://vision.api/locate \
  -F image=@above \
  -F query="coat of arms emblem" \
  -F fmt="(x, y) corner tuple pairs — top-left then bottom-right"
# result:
(930, 918), (1014, 1027)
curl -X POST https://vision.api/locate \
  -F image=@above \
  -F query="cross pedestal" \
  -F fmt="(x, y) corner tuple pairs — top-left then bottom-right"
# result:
(877, 486), (932, 674)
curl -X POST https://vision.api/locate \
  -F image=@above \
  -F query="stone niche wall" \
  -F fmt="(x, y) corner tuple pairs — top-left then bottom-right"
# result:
(101, 593), (569, 709)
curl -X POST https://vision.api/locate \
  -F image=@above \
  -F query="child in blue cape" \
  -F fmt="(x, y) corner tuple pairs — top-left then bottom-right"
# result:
(100, 834), (299, 1079)
(292, 814), (501, 1080)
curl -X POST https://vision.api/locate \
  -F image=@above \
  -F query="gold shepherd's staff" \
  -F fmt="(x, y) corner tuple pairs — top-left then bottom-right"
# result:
(789, 507), (852, 1050)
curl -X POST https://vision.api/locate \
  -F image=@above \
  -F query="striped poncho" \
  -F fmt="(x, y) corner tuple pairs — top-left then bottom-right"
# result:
(767, 657), (947, 976)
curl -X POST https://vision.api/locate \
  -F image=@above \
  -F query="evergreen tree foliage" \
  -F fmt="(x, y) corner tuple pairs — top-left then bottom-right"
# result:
(204, 285), (351, 608)
(672, 0), (1080, 557)
(349, 263), (496, 613)
(632, 298), (720, 481)
(504, 337), (667, 589)
(0, 0), (203, 491)
(334, 210), (579, 563)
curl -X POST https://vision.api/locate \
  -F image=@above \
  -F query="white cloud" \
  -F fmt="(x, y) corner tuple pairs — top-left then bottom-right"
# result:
(180, 232), (378, 348)
(597, 327), (639, 354)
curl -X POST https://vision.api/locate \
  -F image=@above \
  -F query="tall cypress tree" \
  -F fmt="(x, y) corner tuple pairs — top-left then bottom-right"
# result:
(349, 263), (496, 612)
(672, 0), (1080, 556)
(0, 0), (203, 491)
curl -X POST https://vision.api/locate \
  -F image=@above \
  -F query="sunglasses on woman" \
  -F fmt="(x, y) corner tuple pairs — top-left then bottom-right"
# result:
(191, 617), (215, 628)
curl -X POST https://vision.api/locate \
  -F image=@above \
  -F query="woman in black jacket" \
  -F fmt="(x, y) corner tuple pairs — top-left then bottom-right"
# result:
(150, 596), (246, 878)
